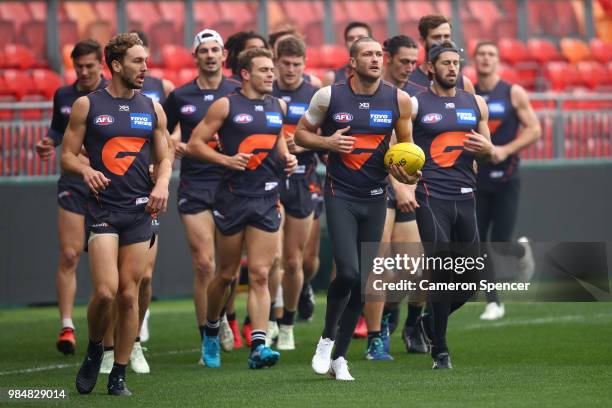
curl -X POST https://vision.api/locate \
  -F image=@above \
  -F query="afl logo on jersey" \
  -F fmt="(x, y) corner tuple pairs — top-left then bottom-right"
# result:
(61, 106), (72, 116)
(94, 115), (115, 126)
(333, 112), (353, 123)
(181, 104), (196, 115)
(233, 114), (253, 124)
(422, 113), (443, 124)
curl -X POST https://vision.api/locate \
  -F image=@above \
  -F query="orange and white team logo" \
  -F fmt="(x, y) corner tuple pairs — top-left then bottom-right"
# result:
(102, 136), (147, 176)
(238, 134), (278, 170)
(430, 131), (465, 168)
(339, 134), (385, 170)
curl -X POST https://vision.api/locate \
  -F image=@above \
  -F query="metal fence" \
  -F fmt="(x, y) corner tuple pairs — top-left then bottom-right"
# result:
(0, 94), (610, 177)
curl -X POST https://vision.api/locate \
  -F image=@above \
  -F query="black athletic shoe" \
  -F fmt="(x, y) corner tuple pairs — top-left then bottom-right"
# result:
(432, 352), (453, 369)
(297, 284), (315, 321)
(402, 325), (429, 354)
(75, 351), (103, 394)
(108, 374), (132, 396)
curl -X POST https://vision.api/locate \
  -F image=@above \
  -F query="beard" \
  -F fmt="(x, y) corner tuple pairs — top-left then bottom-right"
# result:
(434, 71), (456, 90)
(120, 72), (142, 90)
(354, 65), (380, 83)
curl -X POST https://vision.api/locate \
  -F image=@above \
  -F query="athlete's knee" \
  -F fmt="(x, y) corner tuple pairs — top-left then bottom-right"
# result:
(283, 254), (303, 275)
(116, 287), (138, 311)
(303, 256), (320, 275)
(193, 251), (215, 282)
(59, 246), (81, 269)
(93, 285), (116, 306)
(248, 265), (269, 288)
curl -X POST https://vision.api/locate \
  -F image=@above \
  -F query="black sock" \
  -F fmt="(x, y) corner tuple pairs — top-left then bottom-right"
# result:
(269, 302), (276, 321)
(244, 315), (251, 325)
(430, 302), (450, 356)
(331, 284), (362, 360)
(227, 312), (236, 322)
(367, 331), (381, 344)
(103, 346), (114, 352)
(251, 330), (266, 350)
(405, 304), (423, 329)
(280, 308), (296, 326)
(109, 362), (127, 378)
(198, 325), (205, 340)
(485, 289), (500, 304)
(205, 319), (220, 337)
(87, 339), (103, 360)
(135, 336), (140, 343)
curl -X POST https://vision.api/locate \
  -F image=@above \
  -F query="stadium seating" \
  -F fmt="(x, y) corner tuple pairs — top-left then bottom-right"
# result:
(526, 39), (564, 65)
(589, 38), (612, 64)
(560, 38), (592, 64)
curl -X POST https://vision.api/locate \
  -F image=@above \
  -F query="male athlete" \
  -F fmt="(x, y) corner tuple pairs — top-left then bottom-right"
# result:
(409, 15), (475, 93)
(35, 39), (107, 356)
(322, 21), (372, 86)
(271, 35), (320, 350)
(361, 35), (426, 361)
(187, 47), (297, 369)
(131, 30), (175, 105)
(411, 41), (493, 369)
(473, 41), (540, 320)
(164, 29), (241, 358)
(295, 37), (418, 380)
(62, 33), (171, 395)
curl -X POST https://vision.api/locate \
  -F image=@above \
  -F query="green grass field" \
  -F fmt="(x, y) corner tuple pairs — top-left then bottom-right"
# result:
(1, 297), (611, 407)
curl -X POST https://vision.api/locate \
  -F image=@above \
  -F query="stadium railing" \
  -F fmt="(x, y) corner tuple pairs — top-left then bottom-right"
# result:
(0, 93), (610, 177)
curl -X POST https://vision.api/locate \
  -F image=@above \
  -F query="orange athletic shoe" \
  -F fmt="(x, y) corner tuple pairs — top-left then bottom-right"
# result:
(353, 316), (368, 339)
(56, 327), (76, 355)
(242, 322), (253, 348)
(229, 319), (243, 349)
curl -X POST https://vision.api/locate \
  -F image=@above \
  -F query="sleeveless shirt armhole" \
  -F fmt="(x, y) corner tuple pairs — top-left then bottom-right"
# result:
(410, 96), (419, 116)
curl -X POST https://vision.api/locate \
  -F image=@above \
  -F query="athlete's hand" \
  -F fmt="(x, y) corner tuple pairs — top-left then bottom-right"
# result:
(82, 167), (110, 193)
(284, 153), (298, 175)
(490, 145), (509, 165)
(389, 164), (421, 185)
(175, 142), (187, 160)
(35, 137), (55, 160)
(394, 183), (419, 213)
(326, 126), (355, 153)
(463, 129), (494, 158)
(286, 135), (306, 154)
(225, 153), (252, 171)
(147, 183), (168, 213)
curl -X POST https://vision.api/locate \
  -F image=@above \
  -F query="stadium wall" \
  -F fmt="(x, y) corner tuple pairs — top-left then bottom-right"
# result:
(1, 163), (611, 306)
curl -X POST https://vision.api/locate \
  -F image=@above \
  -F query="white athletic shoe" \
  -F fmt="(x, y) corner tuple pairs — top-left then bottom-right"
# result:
(219, 315), (234, 352)
(276, 325), (295, 350)
(480, 302), (506, 321)
(130, 341), (150, 374)
(517, 237), (536, 282)
(100, 350), (113, 374)
(139, 308), (150, 343)
(311, 337), (334, 375)
(330, 357), (355, 381)
(265, 320), (279, 347)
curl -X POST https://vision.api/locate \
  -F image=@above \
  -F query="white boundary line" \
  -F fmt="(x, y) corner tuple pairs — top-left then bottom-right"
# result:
(460, 312), (612, 331)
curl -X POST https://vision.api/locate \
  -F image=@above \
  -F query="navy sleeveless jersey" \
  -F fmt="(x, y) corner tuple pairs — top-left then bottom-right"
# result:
(409, 67), (465, 91)
(321, 79), (399, 201)
(403, 79), (427, 98)
(272, 80), (318, 179)
(217, 92), (284, 197)
(413, 88), (481, 200)
(474, 80), (520, 187)
(84, 89), (157, 211)
(163, 77), (239, 188)
(141, 76), (166, 104)
(333, 64), (351, 84)
(48, 78), (108, 146)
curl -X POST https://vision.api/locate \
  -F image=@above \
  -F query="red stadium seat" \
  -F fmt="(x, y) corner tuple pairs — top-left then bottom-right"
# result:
(149, 21), (181, 65)
(543, 62), (577, 91)
(193, 2), (235, 42)
(498, 38), (530, 65)
(498, 64), (520, 84)
(161, 69), (178, 87)
(161, 45), (193, 70)
(92, 1), (117, 33)
(63, 69), (77, 85)
(27, 2), (46, 21)
(576, 61), (607, 90)
(560, 38), (592, 64)
(527, 39), (564, 65)
(279, 1), (324, 46)
(20, 20), (49, 66)
(0, 2), (31, 33)
(218, 2), (257, 32)
(2, 69), (33, 99)
(59, 20), (79, 49)
(0, 20), (15, 49)
(466, 0), (502, 39)
(318, 45), (348, 69)
(159, 2), (184, 30)
(589, 38), (612, 64)
(178, 68), (198, 86)
(126, 1), (160, 34)
(31, 69), (62, 100)
(343, 1), (387, 43)
(462, 65), (477, 84)
(332, 1), (351, 45)
(305, 47), (322, 69)
(20, 94), (45, 120)
(0, 94), (16, 121)
(3, 44), (35, 69)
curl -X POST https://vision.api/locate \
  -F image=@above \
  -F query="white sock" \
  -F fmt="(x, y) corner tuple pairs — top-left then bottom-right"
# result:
(61, 318), (74, 330)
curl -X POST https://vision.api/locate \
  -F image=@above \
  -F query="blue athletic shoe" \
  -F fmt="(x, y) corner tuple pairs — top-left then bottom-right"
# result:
(202, 335), (221, 368)
(365, 336), (394, 361)
(381, 313), (391, 353)
(248, 345), (280, 369)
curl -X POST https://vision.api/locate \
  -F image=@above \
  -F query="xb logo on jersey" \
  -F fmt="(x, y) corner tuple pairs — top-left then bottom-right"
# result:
(102, 136), (147, 176)
(238, 134), (278, 170)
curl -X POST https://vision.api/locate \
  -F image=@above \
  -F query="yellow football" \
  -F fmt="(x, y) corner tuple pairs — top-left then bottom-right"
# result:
(384, 142), (425, 175)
